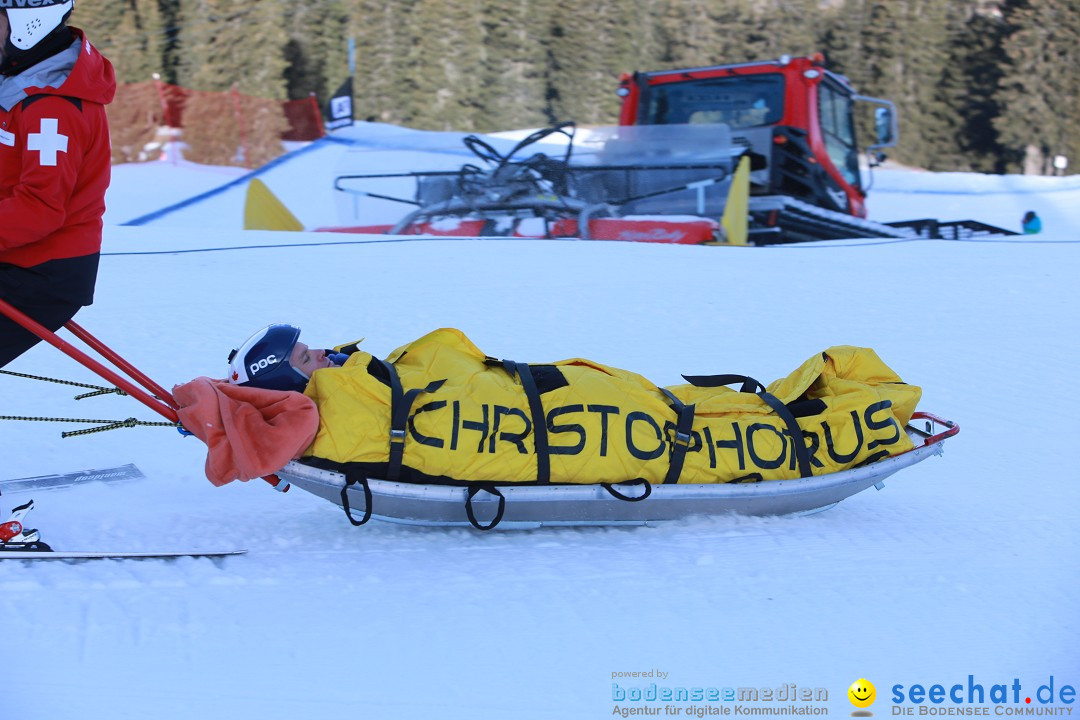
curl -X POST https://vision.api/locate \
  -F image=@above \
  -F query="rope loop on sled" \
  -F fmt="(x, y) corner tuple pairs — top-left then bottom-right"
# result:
(465, 485), (505, 531)
(601, 478), (653, 502)
(340, 475), (373, 526)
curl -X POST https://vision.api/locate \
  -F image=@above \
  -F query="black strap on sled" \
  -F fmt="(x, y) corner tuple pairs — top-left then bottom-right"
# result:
(602, 478), (653, 502)
(681, 373), (813, 478)
(681, 373), (762, 393)
(486, 358), (551, 485)
(378, 359), (445, 482)
(465, 485), (506, 531)
(660, 388), (696, 485)
(511, 362), (550, 484)
(340, 475), (373, 526)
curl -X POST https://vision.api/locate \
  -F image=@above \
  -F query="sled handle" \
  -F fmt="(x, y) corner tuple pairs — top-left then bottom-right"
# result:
(262, 474), (290, 492)
(0, 299), (287, 493)
(910, 412), (959, 445)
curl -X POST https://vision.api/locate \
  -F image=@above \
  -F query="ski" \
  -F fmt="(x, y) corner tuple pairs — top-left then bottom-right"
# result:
(0, 463), (145, 493)
(0, 500), (245, 560)
(0, 547), (247, 560)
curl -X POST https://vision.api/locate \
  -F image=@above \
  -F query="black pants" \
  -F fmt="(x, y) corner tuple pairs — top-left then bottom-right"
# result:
(0, 255), (99, 369)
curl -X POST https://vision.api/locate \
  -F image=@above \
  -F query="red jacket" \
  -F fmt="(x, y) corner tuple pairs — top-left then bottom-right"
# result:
(0, 28), (115, 268)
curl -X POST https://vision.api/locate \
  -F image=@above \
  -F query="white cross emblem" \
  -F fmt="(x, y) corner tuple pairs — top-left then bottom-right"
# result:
(28, 118), (69, 167)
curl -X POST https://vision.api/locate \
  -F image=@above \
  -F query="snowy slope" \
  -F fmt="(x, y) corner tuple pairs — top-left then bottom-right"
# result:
(2, 124), (1078, 720)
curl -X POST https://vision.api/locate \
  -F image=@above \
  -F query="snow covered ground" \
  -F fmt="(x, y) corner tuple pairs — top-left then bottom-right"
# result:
(3, 123), (1078, 719)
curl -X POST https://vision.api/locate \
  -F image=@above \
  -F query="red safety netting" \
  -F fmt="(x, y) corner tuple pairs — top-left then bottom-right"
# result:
(151, 79), (324, 141)
(109, 79), (325, 166)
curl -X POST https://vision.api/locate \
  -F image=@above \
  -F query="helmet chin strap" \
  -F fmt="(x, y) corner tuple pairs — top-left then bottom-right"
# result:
(0, 24), (73, 76)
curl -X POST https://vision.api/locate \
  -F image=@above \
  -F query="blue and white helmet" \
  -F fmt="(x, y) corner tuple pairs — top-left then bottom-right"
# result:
(1, 0), (74, 51)
(227, 324), (309, 392)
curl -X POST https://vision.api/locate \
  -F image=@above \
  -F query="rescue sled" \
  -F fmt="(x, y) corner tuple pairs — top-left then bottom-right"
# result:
(274, 412), (957, 530)
(0, 299), (958, 533)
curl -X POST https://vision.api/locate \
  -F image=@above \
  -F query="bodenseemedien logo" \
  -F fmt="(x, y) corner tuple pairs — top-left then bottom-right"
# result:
(849, 679), (876, 716)
(609, 674), (829, 717)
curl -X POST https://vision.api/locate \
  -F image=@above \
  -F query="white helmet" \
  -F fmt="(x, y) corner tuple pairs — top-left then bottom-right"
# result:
(1, 0), (74, 51)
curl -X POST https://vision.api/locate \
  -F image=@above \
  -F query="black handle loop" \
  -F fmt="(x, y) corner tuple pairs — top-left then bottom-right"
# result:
(679, 373), (813, 478)
(681, 373), (765, 394)
(601, 478), (653, 502)
(340, 476), (373, 526)
(465, 485), (506, 531)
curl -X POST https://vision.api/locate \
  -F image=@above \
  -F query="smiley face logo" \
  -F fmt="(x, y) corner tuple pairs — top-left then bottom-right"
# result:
(848, 678), (876, 709)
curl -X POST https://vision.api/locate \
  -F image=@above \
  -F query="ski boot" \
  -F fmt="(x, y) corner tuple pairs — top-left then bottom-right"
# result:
(0, 499), (52, 552)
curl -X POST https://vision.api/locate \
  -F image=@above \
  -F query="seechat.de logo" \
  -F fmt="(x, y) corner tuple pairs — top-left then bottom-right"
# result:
(849, 679), (877, 716)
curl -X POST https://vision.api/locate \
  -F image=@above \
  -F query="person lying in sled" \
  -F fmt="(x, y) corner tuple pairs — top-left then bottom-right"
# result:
(227, 323), (351, 392)
(201, 323), (921, 491)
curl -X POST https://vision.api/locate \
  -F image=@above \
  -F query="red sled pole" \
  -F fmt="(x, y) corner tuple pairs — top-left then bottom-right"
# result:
(64, 320), (178, 410)
(0, 297), (177, 423)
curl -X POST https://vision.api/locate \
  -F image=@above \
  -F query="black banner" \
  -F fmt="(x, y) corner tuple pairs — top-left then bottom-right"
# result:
(325, 76), (354, 130)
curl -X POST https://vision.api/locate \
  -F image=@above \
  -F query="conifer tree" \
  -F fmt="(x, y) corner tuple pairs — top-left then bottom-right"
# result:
(158, 0), (182, 85)
(546, 0), (640, 125)
(350, 0), (412, 124)
(178, 0), (289, 99)
(655, 0), (740, 68)
(895, 0), (952, 169)
(70, 1), (126, 58)
(936, 1), (1010, 172)
(176, 0), (289, 165)
(477, 0), (550, 131)
(745, 0), (822, 61)
(72, 0), (164, 83)
(819, 0), (869, 86)
(822, 0), (952, 168)
(994, 0), (1080, 174)
(75, 0), (1075, 172)
(283, 0), (350, 103)
(618, 0), (665, 73)
(395, 0), (487, 131)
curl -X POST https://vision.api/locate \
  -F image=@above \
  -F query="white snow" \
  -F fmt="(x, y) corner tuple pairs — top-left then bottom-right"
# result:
(3, 122), (1078, 719)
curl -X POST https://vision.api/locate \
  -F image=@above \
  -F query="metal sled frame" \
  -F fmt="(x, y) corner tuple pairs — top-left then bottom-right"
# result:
(276, 412), (958, 530)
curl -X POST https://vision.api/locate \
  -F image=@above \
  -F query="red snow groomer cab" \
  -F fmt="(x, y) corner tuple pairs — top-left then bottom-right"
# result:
(616, 54), (1014, 242)
(617, 54), (901, 242)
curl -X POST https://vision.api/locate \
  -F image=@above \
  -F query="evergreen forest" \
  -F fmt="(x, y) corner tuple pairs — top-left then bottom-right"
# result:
(74, 0), (1078, 174)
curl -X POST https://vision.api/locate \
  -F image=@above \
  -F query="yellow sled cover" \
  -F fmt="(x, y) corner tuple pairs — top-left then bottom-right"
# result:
(302, 329), (921, 486)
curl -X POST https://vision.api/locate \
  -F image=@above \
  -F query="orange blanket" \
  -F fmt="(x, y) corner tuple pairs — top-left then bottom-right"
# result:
(173, 377), (320, 486)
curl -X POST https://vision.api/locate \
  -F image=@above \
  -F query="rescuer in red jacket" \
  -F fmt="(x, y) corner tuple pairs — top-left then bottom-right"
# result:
(0, 0), (115, 368)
